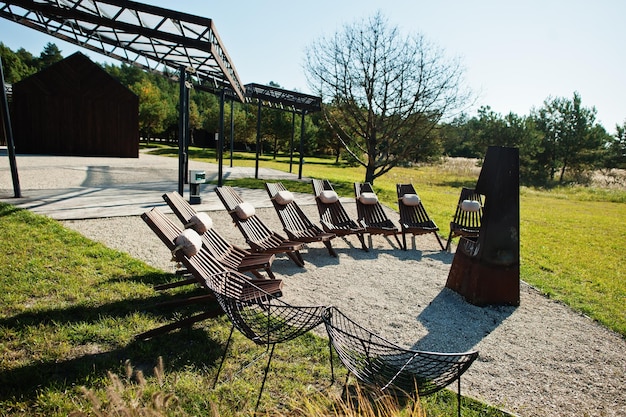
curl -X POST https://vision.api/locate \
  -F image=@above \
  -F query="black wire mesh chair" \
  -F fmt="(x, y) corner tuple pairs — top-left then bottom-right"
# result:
(354, 182), (402, 249)
(265, 182), (337, 257)
(311, 179), (368, 251)
(445, 187), (483, 252)
(207, 273), (329, 410)
(396, 183), (445, 251)
(215, 185), (306, 267)
(163, 191), (276, 279)
(323, 306), (478, 417)
(142, 207), (329, 410)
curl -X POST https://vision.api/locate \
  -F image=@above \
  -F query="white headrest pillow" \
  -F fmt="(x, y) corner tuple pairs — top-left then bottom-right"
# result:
(461, 199), (481, 212)
(401, 193), (421, 206)
(172, 228), (203, 258)
(274, 190), (294, 205)
(185, 212), (213, 234)
(319, 190), (339, 204)
(359, 192), (378, 205)
(234, 202), (256, 219)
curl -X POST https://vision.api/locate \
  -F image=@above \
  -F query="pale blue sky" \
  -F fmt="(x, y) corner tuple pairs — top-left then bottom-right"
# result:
(1, 0), (624, 132)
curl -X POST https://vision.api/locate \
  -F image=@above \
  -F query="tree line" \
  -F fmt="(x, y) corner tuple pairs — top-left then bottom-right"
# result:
(2, 38), (625, 187)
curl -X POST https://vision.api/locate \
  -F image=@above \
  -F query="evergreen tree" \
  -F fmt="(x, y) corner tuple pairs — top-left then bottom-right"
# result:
(532, 92), (611, 184)
(38, 42), (63, 68)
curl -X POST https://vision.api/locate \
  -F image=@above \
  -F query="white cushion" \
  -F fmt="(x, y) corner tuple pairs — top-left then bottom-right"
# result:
(234, 202), (256, 219)
(185, 212), (213, 234)
(173, 229), (203, 257)
(359, 192), (378, 205)
(401, 193), (421, 206)
(461, 199), (481, 212)
(274, 190), (294, 205)
(319, 190), (339, 204)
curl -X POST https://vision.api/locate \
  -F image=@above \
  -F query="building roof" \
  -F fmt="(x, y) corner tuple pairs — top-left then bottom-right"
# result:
(0, 0), (245, 101)
(245, 83), (321, 113)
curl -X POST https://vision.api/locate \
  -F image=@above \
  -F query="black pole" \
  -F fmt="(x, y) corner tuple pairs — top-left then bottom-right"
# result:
(298, 110), (306, 179)
(289, 111), (295, 173)
(177, 66), (188, 195)
(217, 88), (225, 186)
(255, 100), (262, 179)
(0, 58), (21, 197)
(229, 98), (235, 168)
(457, 371), (462, 417)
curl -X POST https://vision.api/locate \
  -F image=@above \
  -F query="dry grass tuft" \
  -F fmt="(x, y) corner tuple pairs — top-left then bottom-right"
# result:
(280, 384), (426, 417)
(70, 357), (181, 417)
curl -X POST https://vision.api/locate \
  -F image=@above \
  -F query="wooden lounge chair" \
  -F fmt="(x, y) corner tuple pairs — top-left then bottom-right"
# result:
(214, 185), (306, 267)
(396, 184), (445, 251)
(138, 208), (283, 341)
(445, 188), (483, 252)
(264, 182), (337, 257)
(311, 179), (368, 251)
(162, 191), (276, 279)
(354, 182), (402, 249)
(323, 306), (478, 417)
(142, 208), (328, 411)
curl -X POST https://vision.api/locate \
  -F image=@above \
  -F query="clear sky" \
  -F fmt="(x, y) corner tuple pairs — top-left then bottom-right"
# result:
(1, 0), (624, 132)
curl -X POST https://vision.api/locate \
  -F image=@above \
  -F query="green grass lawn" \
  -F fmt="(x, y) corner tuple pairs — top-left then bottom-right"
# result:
(1, 145), (624, 416)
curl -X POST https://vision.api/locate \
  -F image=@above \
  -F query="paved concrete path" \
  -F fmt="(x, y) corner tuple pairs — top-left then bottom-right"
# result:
(0, 149), (317, 220)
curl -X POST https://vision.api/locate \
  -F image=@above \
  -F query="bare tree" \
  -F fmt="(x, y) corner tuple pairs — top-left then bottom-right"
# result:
(305, 12), (470, 183)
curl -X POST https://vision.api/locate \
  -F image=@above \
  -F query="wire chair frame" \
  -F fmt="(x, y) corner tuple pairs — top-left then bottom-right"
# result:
(311, 179), (368, 251)
(396, 184), (445, 251)
(265, 182), (338, 257)
(323, 307), (478, 417)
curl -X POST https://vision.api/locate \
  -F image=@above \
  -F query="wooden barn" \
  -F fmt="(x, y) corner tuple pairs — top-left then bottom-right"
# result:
(11, 52), (139, 157)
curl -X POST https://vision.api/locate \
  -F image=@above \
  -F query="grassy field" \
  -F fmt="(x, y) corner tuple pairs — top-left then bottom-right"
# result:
(1, 145), (623, 416)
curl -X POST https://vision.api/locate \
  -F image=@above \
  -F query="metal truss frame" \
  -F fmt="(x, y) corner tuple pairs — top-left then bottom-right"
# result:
(0, 0), (245, 102)
(245, 82), (321, 114)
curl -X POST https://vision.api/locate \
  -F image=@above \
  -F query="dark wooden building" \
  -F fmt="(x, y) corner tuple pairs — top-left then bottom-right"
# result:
(11, 52), (138, 157)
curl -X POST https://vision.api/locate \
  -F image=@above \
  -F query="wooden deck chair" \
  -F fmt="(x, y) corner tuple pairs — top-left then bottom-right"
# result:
(445, 188), (483, 252)
(142, 207), (328, 411)
(396, 184), (445, 251)
(162, 191), (276, 279)
(311, 179), (368, 251)
(354, 182), (402, 249)
(138, 208), (283, 341)
(323, 306), (478, 417)
(215, 185), (306, 267)
(264, 182), (338, 257)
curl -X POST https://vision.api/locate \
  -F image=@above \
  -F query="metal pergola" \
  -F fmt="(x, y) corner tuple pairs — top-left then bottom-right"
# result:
(0, 0), (246, 196)
(244, 83), (321, 181)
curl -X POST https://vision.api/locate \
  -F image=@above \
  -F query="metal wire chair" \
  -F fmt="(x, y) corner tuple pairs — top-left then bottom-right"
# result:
(323, 306), (478, 417)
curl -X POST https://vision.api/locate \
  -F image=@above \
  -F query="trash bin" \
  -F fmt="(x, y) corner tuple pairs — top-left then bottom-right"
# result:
(189, 170), (206, 204)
